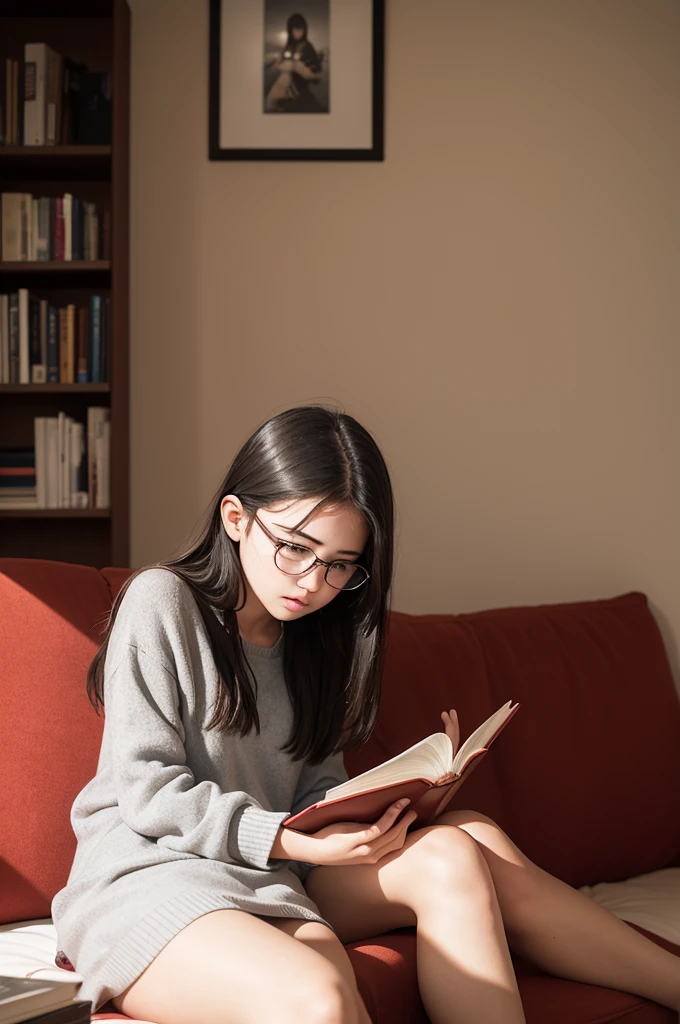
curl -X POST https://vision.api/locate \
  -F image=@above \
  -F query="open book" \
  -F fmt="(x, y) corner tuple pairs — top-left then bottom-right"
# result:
(283, 699), (520, 834)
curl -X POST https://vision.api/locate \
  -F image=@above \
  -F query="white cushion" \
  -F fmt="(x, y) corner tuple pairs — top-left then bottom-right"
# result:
(578, 867), (680, 946)
(0, 919), (153, 1022)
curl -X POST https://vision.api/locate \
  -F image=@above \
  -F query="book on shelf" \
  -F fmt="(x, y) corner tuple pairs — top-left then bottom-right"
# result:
(0, 974), (87, 1024)
(0, 288), (109, 385)
(0, 41), (111, 148)
(283, 700), (520, 834)
(1, 192), (110, 263)
(0, 406), (109, 511)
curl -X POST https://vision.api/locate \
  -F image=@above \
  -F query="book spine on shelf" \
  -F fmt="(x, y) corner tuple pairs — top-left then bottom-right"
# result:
(29, 293), (45, 383)
(35, 416), (47, 508)
(77, 305), (89, 383)
(38, 297), (48, 380)
(18, 287), (29, 384)
(2, 193), (23, 261)
(24, 43), (47, 146)
(58, 307), (68, 383)
(8, 293), (19, 384)
(63, 193), (72, 261)
(30, 197), (38, 261)
(66, 303), (75, 383)
(20, 193), (31, 261)
(37, 196), (51, 261)
(45, 416), (58, 508)
(47, 304), (59, 382)
(0, 294), (8, 384)
(90, 295), (101, 383)
(53, 197), (65, 261)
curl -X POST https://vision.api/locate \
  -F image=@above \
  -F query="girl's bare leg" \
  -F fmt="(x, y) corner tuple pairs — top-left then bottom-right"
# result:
(306, 825), (527, 1024)
(434, 810), (680, 1014)
(111, 908), (366, 1024)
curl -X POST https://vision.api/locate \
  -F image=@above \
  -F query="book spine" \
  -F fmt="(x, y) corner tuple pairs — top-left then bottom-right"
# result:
(77, 304), (89, 382)
(54, 197), (64, 261)
(8, 293), (19, 383)
(18, 287), (29, 384)
(63, 193), (72, 261)
(35, 416), (46, 508)
(0, 294), (8, 384)
(66, 303), (75, 383)
(24, 43), (46, 146)
(47, 304), (59, 382)
(1, 193), (23, 261)
(29, 294), (42, 382)
(37, 195), (51, 260)
(58, 306), (68, 383)
(90, 295), (101, 383)
(45, 416), (58, 507)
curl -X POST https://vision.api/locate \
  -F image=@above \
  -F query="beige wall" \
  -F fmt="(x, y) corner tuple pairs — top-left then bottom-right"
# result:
(129, 1), (680, 683)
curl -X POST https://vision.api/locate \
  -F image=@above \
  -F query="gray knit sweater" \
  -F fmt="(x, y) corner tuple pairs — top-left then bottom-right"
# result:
(51, 567), (349, 1012)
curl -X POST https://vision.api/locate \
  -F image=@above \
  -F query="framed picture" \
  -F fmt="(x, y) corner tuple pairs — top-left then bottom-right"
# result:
(209, 0), (384, 161)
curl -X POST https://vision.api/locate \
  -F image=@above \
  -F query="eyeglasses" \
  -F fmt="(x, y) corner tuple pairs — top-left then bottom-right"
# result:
(252, 514), (370, 591)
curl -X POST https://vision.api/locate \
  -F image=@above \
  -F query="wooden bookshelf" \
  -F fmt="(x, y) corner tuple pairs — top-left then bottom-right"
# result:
(0, 0), (130, 568)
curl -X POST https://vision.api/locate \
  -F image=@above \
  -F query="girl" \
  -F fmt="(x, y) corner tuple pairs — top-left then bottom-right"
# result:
(265, 12), (324, 114)
(52, 405), (680, 1024)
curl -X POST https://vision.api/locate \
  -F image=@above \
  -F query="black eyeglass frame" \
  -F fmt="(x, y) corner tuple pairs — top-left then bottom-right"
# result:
(252, 514), (370, 591)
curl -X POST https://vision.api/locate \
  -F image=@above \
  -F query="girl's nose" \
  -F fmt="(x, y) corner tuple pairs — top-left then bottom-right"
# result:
(297, 563), (326, 592)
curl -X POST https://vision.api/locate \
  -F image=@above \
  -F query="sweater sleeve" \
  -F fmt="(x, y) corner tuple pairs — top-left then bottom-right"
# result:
(105, 626), (289, 872)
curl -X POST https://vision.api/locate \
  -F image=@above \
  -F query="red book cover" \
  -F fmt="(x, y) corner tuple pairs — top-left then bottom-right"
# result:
(283, 701), (520, 835)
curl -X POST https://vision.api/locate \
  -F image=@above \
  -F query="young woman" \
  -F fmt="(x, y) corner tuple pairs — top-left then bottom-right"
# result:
(265, 12), (324, 113)
(52, 405), (680, 1024)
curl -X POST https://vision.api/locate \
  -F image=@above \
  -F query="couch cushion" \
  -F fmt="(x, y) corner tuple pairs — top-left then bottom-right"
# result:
(345, 592), (680, 888)
(0, 559), (111, 924)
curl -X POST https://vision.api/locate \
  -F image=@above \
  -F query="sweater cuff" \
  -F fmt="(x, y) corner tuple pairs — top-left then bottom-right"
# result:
(228, 806), (291, 870)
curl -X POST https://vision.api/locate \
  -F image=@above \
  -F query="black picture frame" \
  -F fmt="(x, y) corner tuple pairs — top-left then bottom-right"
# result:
(209, 0), (384, 161)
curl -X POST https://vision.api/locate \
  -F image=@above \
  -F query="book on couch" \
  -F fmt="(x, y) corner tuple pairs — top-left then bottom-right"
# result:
(283, 699), (520, 834)
(0, 976), (89, 1024)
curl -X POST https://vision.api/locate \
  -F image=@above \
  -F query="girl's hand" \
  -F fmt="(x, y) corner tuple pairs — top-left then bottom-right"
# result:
(441, 708), (460, 757)
(295, 799), (418, 867)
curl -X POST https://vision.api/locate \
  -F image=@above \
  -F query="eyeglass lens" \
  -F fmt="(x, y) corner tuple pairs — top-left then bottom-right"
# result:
(275, 545), (367, 590)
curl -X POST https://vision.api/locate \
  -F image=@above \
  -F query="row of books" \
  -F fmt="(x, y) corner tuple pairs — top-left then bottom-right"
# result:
(0, 291), (109, 385)
(1, 192), (111, 263)
(2, 44), (111, 146)
(0, 408), (110, 510)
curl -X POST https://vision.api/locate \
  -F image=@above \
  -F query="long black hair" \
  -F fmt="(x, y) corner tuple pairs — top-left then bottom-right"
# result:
(285, 12), (308, 49)
(86, 405), (394, 765)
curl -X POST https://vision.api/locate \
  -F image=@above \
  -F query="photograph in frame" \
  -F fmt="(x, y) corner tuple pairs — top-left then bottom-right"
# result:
(209, 0), (384, 161)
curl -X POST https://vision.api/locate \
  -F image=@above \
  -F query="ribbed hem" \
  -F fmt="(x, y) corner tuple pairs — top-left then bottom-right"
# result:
(86, 886), (335, 1013)
(236, 806), (291, 869)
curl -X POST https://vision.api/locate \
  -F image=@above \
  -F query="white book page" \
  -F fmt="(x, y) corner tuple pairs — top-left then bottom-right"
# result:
(451, 700), (515, 774)
(324, 731), (453, 801)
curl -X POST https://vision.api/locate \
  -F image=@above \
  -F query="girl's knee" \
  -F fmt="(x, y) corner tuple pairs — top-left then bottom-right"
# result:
(291, 970), (359, 1024)
(409, 822), (494, 893)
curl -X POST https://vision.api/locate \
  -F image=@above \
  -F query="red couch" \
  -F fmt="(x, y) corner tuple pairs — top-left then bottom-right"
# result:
(2, 556), (680, 1023)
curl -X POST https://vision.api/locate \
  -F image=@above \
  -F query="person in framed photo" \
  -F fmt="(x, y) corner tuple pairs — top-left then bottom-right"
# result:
(265, 11), (327, 113)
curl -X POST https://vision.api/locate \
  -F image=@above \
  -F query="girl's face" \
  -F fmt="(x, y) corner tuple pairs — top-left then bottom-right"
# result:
(222, 496), (369, 622)
(292, 26), (305, 40)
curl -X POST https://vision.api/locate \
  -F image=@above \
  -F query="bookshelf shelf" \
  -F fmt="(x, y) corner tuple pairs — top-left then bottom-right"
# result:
(0, 0), (130, 568)
(0, 509), (111, 518)
(0, 144), (112, 180)
(0, 261), (111, 272)
(0, 383), (111, 393)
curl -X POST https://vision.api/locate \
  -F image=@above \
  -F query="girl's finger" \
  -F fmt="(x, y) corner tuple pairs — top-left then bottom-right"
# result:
(358, 798), (411, 841)
(367, 810), (417, 854)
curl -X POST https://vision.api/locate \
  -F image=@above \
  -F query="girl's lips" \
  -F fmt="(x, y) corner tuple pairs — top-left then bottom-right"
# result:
(283, 596), (308, 608)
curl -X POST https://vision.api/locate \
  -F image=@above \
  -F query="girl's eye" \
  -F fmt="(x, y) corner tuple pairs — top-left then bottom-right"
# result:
(282, 543), (309, 556)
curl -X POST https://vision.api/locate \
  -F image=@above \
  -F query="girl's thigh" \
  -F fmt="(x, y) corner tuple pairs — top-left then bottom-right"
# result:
(305, 822), (486, 945)
(111, 908), (357, 1024)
